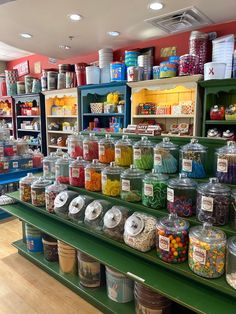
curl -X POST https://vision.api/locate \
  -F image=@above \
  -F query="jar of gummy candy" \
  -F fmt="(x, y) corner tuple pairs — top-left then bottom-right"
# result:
(133, 136), (154, 170)
(83, 133), (99, 161)
(69, 156), (89, 187)
(67, 133), (83, 159)
(85, 159), (105, 192)
(154, 137), (178, 174)
(55, 154), (71, 184)
(189, 31), (208, 75)
(101, 162), (123, 197)
(115, 135), (133, 167)
(98, 134), (115, 164)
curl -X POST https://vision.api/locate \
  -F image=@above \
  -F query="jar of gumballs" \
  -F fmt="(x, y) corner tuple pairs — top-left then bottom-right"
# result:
(196, 177), (231, 226)
(115, 135), (133, 167)
(83, 133), (99, 161)
(43, 153), (57, 180)
(156, 213), (189, 263)
(133, 136), (154, 170)
(226, 236), (236, 290)
(69, 157), (89, 187)
(98, 134), (115, 164)
(167, 173), (197, 217)
(188, 223), (226, 278)
(154, 137), (178, 174)
(180, 138), (207, 178)
(55, 154), (71, 184)
(67, 133), (83, 159)
(189, 31), (208, 75)
(101, 162), (123, 197)
(215, 141), (236, 184)
(85, 159), (105, 192)
(142, 170), (168, 210)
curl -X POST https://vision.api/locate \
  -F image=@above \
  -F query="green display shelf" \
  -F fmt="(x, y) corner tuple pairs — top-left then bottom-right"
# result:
(205, 120), (236, 125)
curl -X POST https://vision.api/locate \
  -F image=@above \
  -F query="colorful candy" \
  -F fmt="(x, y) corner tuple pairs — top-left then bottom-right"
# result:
(115, 135), (133, 167)
(45, 181), (67, 213)
(98, 134), (115, 164)
(215, 141), (236, 184)
(68, 134), (83, 159)
(179, 54), (198, 76)
(85, 159), (104, 192)
(154, 137), (178, 174)
(83, 133), (99, 161)
(31, 177), (51, 207)
(19, 173), (37, 203)
(102, 162), (123, 197)
(133, 136), (153, 170)
(55, 154), (70, 184)
(69, 157), (89, 187)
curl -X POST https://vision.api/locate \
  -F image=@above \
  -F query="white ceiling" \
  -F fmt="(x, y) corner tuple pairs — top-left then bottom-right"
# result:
(0, 41), (31, 61)
(0, 0), (236, 60)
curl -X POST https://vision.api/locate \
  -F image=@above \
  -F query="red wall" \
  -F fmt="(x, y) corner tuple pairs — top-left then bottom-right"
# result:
(6, 20), (236, 78)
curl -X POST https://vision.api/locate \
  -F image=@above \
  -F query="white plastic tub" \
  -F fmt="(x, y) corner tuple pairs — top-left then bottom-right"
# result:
(86, 66), (100, 84)
(204, 62), (226, 80)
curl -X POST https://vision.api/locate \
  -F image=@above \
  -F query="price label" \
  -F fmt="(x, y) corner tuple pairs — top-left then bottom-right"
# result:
(115, 148), (121, 159)
(159, 235), (170, 252)
(167, 187), (174, 202)
(154, 153), (162, 166)
(134, 149), (141, 160)
(182, 159), (192, 172)
(217, 158), (228, 173)
(99, 145), (105, 156)
(122, 179), (130, 192)
(83, 144), (89, 154)
(144, 183), (153, 197)
(72, 168), (80, 178)
(201, 196), (214, 212)
(193, 246), (206, 265)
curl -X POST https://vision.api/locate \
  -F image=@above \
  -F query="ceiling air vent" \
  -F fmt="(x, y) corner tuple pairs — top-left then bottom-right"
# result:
(0, 0), (16, 5)
(145, 6), (212, 34)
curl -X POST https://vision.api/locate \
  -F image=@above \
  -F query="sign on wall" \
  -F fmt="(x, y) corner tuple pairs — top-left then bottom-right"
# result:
(13, 60), (29, 77)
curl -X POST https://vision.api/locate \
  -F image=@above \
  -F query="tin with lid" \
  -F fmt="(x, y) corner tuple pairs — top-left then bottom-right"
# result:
(83, 133), (99, 161)
(226, 236), (236, 289)
(133, 136), (154, 170)
(102, 162), (123, 197)
(69, 157), (89, 187)
(84, 199), (111, 230)
(19, 173), (37, 202)
(31, 177), (52, 207)
(215, 141), (236, 184)
(54, 190), (78, 219)
(45, 181), (67, 213)
(85, 159), (105, 192)
(154, 137), (178, 174)
(68, 195), (94, 223)
(98, 134), (115, 164)
(115, 135), (133, 167)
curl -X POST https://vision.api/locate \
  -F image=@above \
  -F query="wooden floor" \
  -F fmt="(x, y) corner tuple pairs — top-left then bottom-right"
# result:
(0, 218), (101, 314)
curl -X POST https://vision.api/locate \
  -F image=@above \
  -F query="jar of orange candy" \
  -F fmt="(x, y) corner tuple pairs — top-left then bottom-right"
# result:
(85, 159), (105, 192)
(98, 134), (115, 164)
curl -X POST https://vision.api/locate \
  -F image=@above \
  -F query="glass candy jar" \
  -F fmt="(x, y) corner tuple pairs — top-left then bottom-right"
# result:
(120, 165), (145, 202)
(43, 153), (57, 180)
(45, 181), (67, 213)
(55, 154), (71, 184)
(69, 157), (89, 187)
(115, 135), (133, 167)
(179, 54), (198, 76)
(83, 133), (99, 161)
(180, 138), (207, 178)
(156, 213), (189, 263)
(133, 136), (154, 170)
(226, 237), (236, 289)
(167, 173), (197, 217)
(19, 173), (37, 202)
(84, 199), (111, 231)
(188, 223), (226, 278)
(32, 149), (43, 168)
(210, 105), (225, 120)
(98, 134), (115, 164)
(230, 189), (236, 230)
(68, 195), (94, 223)
(154, 137), (178, 174)
(67, 133), (83, 159)
(102, 162), (123, 197)
(85, 159), (105, 192)
(215, 141), (236, 184)
(54, 190), (78, 219)
(16, 139), (29, 156)
(196, 178), (231, 226)
(142, 170), (168, 210)
(189, 31), (208, 75)
(0, 156), (9, 173)
(31, 177), (51, 207)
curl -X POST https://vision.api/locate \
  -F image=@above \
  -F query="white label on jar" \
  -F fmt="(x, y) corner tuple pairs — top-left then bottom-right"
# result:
(83, 144), (89, 154)
(217, 158), (228, 173)
(122, 179), (130, 192)
(201, 196), (214, 212)
(3, 162), (8, 170)
(102, 173), (107, 184)
(72, 168), (80, 178)
(134, 148), (141, 160)
(115, 147), (121, 159)
(167, 187), (174, 202)
(182, 159), (192, 172)
(0, 147), (3, 153)
(13, 161), (18, 168)
(144, 183), (153, 197)
(154, 153), (162, 166)
(159, 235), (170, 252)
(193, 246), (206, 265)
(99, 144), (105, 156)
(85, 169), (91, 182)
(29, 160), (33, 167)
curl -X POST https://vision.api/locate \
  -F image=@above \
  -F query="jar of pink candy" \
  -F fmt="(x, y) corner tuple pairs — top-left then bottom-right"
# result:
(179, 54), (198, 76)
(189, 31), (208, 75)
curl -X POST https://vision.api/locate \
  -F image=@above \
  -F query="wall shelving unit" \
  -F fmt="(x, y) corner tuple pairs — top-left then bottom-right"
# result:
(0, 96), (16, 138)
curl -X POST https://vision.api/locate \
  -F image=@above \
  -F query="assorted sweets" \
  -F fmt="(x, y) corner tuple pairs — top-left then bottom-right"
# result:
(19, 172), (37, 202)
(31, 177), (52, 207)
(67, 133), (83, 159)
(98, 134), (115, 164)
(45, 181), (67, 213)
(83, 133), (99, 161)
(133, 136), (154, 170)
(115, 135), (133, 167)
(85, 159), (105, 192)
(69, 157), (89, 187)
(154, 137), (178, 174)
(101, 162), (123, 197)
(55, 154), (71, 184)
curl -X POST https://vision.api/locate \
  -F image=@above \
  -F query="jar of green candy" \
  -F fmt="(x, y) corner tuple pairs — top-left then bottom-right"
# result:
(142, 170), (168, 209)
(121, 165), (145, 202)
(115, 135), (133, 167)
(154, 137), (178, 174)
(133, 136), (154, 170)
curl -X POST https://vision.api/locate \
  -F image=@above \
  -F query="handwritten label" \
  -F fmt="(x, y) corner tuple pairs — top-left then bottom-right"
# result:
(122, 179), (130, 192)
(154, 153), (162, 166)
(217, 158), (228, 173)
(115, 148), (121, 159)
(144, 183), (153, 197)
(134, 148), (141, 160)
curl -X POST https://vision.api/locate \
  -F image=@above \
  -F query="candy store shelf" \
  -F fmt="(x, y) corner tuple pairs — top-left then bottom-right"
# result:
(0, 168), (42, 185)
(47, 130), (74, 134)
(205, 120), (236, 125)
(132, 115), (195, 119)
(47, 115), (77, 118)
(17, 115), (40, 118)
(0, 115), (12, 118)
(18, 129), (40, 132)
(2, 202), (235, 314)
(83, 113), (125, 116)
(48, 145), (68, 150)
(42, 87), (77, 96)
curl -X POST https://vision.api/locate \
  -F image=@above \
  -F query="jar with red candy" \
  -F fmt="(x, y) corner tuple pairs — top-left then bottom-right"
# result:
(4, 140), (16, 156)
(156, 213), (189, 263)
(210, 105), (225, 120)
(83, 133), (99, 161)
(0, 156), (9, 173)
(69, 156), (89, 187)
(55, 154), (71, 184)
(32, 149), (43, 168)
(179, 54), (198, 76)
(68, 133), (83, 159)
(189, 31), (208, 75)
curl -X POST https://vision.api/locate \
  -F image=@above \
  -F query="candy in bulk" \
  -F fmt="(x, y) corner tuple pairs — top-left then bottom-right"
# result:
(68, 195), (93, 223)
(4, 140), (16, 156)
(133, 136), (154, 170)
(98, 134), (115, 164)
(84, 199), (111, 230)
(196, 178), (231, 226)
(19, 173), (37, 202)
(69, 157), (89, 187)
(167, 173), (197, 217)
(215, 141), (236, 184)
(55, 154), (71, 184)
(54, 190), (78, 219)
(31, 177), (52, 207)
(115, 135), (133, 167)
(83, 133), (99, 161)
(188, 223), (226, 278)
(189, 31), (208, 75)
(142, 170), (168, 210)
(226, 236), (236, 290)
(43, 152), (57, 180)
(85, 159), (105, 192)
(154, 137), (178, 174)
(124, 212), (157, 252)
(180, 139), (207, 178)
(156, 213), (189, 263)
(67, 133), (83, 159)
(230, 189), (236, 230)
(45, 181), (67, 213)
(120, 165), (145, 202)
(32, 149), (43, 168)
(16, 139), (29, 156)
(101, 162), (123, 197)
(179, 54), (198, 76)
(0, 156), (9, 173)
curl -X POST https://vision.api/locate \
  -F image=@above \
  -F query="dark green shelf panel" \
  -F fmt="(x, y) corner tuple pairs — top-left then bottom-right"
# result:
(199, 78), (236, 89)
(205, 120), (236, 125)
(3, 203), (236, 314)
(13, 240), (134, 314)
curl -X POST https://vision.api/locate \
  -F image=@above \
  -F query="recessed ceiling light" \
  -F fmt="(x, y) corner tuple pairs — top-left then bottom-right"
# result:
(20, 33), (32, 39)
(68, 13), (83, 21)
(148, 2), (164, 10)
(107, 31), (120, 37)
(59, 45), (71, 50)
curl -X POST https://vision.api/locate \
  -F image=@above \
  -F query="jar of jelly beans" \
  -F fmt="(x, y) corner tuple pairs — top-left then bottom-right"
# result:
(98, 134), (115, 164)
(85, 159), (105, 192)
(226, 236), (236, 289)
(215, 141), (236, 184)
(154, 137), (178, 174)
(133, 136), (154, 170)
(83, 133), (99, 161)
(43, 153), (57, 180)
(45, 181), (67, 213)
(67, 133), (83, 159)
(115, 135), (133, 167)
(101, 162), (123, 197)
(179, 54), (198, 76)
(69, 157), (89, 187)
(55, 154), (71, 184)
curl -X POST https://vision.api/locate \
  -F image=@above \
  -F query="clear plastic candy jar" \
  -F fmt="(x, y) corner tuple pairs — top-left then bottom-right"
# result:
(83, 133), (99, 161)
(142, 170), (168, 210)
(133, 136), (154, 170)
(196, 178), (231, 226)
(84, 199), (111, 231)
(69, 157), (89, 187)
(156, 213), (189, 263)
(101, 162), (123, 197)
(32, 149), (43, 168)
(43, 153), (57, 180)
(226, 236), (236, 289)
(68, 195), (94, 223)
(19, 173), (37, 202)
(124, 212), (157, 252)
(154, 137), (178, 174)
(31, 177), (52, 207)
(188, 223), (226, 278)
(180, 138), (207, 178)
(54, 190), (78, 219)
(179, 54), (198, 76)
(167, 173), (197, 217)
(120, 165), (145, 202)
(85, 159), (105, 192)
(230, 189), (236, 230)
(189, 31), (208, 75)
(55, 154), (71, 184)
(45, 181), (67, 213)
(67, 133), (83, 159)
(103, 206), (129, 241)
(98, 134), (115, 164)
(115, 135), (133, 167)
(215, 141), (236, 184)
(0, 156), (9, 173)
(16, 139), (29, 156)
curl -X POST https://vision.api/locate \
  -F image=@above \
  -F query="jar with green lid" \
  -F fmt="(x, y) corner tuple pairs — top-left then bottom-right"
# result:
(215, 141), (236, 184)
(133, 136), (153, 170)
(115, 135), (133, 167)
(45, 181), (67, 213)
(31, 177), (52, 207)
(154, 137), (178, 174)
(230, 189), (236, 230)
(43, 152), (57, 180)
(142, 170), (168, 209)
(120, 165), (145, 202)
(84, 199), (111, 230)
(83, 132), (99, 161)
(167, 173), (197, 217)
(156, 213), (189, 263)
(188, 223), (226, 278)
(19, 173), (37, 203)
(68, 195), (94, 223)
(102, 162), (123, 197)
(67, 133), (83, 159)
(85, 159), (105, 192)
(98, 134), (115, 164)
(196, 177), (231, 226)
(179, 138), (207, 178)
(226, 236), (236, 289)
(55, 154), (71, 184)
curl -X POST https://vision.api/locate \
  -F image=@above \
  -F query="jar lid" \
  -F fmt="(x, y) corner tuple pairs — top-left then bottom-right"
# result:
(32, 177), (51, 188)
(121, 164), (145, 178)
(211, 105), (220, 112)
(85, 200), (103, 220)
(180, 138), (207, 152)
(134, 136), (153, 148)
(103, 206), (123, 229)
(223, 130), (234, 138)
(125, 213), (144, 236)
(190, 222), (226, 243)
(86, 159), (105, 170)
(46, 181), (67, 193)
(168, 173), (197, 189)
(197, 177), (231, 194)
(43, 152), (57, 162)
(228, 236), (236, 254)
(54, 191), (71, 208)
(20, 172), (36, 183)
(190, 31), (208, 39)
(116, 135), (132, 146)
(67, 133), (83, 141)
(102, 162), (123, 175)
(144, 169), (169, 182)
(70, 156), (89, 168)
(69, 196), (86, 215)
(55, 148), (64, 157)
(216, 141), (236, 154)
(207, 129), (220, 137)
(99, 134), (114, 145)
(85, 132), (98, 141)
(56, 154), (70, 165)
(157, 213), (189, 232)
(155, 137), (178, 150)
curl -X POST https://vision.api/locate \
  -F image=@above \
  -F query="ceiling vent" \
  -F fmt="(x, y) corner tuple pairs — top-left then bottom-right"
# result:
(0, 0), (16, 5)
(145, 6), (213, 34)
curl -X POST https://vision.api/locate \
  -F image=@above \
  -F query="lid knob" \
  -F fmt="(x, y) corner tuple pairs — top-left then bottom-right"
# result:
(122, 135), (128, 140)
(110, 161), (116, 167)
(179, 173), (188, 179)
(105, 134), (111, 139)
(141, 136), (148, 141)
(190, 138), (198, 144)
(209, 177), (219, 184)
(163, 137), (170, 143)
(76, 156), (83, 161)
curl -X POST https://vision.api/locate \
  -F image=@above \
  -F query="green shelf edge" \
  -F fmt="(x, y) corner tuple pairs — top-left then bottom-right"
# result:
(13, 240), (135, 314)
(205, 120), (236, 125)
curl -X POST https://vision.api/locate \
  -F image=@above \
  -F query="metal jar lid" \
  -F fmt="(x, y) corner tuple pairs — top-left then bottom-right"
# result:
(125, 213), (144, 236)
(103, 207), (122, 229)
(85, 201), (103, 220)
(69, 196), (86, 215)
(197, 177), (231, 195)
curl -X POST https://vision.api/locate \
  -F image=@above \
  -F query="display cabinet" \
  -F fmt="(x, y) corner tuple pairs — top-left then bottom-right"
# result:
(0, 96), (16, 138)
